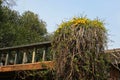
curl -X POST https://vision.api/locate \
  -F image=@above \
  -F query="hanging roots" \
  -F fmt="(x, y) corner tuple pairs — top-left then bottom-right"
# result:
(52, 17), (110, 80)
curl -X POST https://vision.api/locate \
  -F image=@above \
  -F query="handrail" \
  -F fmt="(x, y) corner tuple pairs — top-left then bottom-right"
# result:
(0, 41), (51, 51)
(1, 41), (120, 53)
(104, 48), (120, 53)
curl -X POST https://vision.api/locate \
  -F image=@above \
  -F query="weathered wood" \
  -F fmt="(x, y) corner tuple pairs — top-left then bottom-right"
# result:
(42, 50), (45, 61)
(0, 61), (54, 72)
(32, 48), (36, 63)
(5, 54), (9, 66)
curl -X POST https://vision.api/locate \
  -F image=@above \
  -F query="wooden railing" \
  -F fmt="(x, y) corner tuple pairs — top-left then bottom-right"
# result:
(105, 48), (120, 64)
(105, 48), (120, 72)
(0, 41), (53, 66)
(0, 41), (120, 73)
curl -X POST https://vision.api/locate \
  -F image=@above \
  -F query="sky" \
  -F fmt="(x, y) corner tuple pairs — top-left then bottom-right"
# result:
(12, 0), (120, 49)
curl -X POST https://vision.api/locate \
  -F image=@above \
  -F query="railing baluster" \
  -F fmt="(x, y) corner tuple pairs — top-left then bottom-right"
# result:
(42, 50), (46, 61)
(53, 52), (55, 60)
(14, 53), (17, 64)
(22, 51), (27, 64)
(0, 54), (3, 66)
(32, 48), (36, 63)
(5, 53), (9, 66)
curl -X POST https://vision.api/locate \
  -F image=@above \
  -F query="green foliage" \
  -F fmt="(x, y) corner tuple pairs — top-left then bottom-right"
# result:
(0, 0), (3, 23)
(15, 70), (55, 80)
(20, 11), (47, 35)
(0, 7), (20, 47)
(52, 17), (110, 80)
(0, 6), (47, 47)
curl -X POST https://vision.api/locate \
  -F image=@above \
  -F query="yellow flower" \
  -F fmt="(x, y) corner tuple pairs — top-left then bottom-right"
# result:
(93, 21), (98, 25)
(74, 22), (78, 26)
(69, 19), (74, 23)
(73, 19), (86, 26)
(55, 29), (59, 33)
(59, 25), (63, 29)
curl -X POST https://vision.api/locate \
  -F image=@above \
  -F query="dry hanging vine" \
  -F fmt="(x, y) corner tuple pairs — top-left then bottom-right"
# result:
(52, 17), (110, 80)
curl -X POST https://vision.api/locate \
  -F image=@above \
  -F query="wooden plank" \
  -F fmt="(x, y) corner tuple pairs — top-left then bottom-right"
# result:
(0, 61), (54, 72)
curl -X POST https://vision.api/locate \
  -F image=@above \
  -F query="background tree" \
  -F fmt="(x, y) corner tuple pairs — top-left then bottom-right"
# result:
(13, 11), (47, 45)
(0, 7), (20, 47)
(20, 11), (47, 35)
(0, 7), (48, 47)
(0, 0), (3, 23)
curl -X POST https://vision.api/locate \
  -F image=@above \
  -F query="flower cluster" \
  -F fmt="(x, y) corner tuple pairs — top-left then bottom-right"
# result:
(55, 17), (106, 33)
(71, 18), (87, 26)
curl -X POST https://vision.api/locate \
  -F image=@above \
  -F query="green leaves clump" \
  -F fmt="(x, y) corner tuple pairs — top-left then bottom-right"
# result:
(0, 7), (47, 48)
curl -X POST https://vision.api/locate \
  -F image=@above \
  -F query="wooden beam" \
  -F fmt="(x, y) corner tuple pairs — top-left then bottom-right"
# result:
(0, 61), (54, 72)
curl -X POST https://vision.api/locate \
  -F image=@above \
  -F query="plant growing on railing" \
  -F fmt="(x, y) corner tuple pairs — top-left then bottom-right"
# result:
(52, 16), (110, 80)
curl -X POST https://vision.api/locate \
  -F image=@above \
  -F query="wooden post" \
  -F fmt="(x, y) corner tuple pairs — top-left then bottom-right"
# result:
(32, 48), (36, 63)
(22, 51), (27, 64)
(42, 50), (46, 61)
(5, 53), (9, 66)
(14, 53), (17, 64)
(53, 52), (55, 60)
